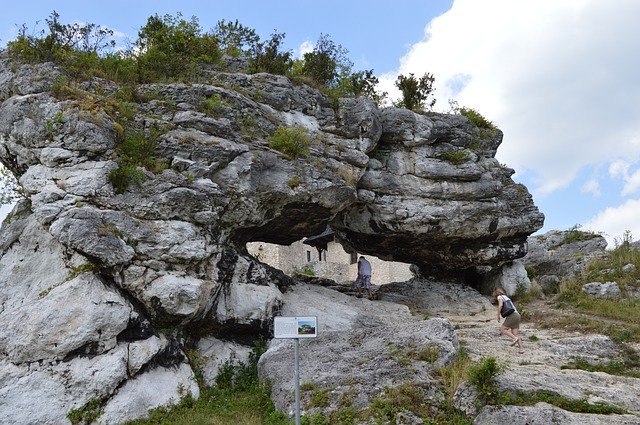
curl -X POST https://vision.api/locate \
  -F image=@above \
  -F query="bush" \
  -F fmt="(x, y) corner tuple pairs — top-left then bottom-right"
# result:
(249, 32), (293, 75)
(200, 94), (223, 115)
(467, 357), (503, 403)
(394, 72), (436, 112)
(301, 34), (352, 87)
(268, 126), (310, 158)
(107, 163), (146, 194)
(135, 13), (221, 82)
(7, 11), (116, 64)
(458, 107), (495, 130)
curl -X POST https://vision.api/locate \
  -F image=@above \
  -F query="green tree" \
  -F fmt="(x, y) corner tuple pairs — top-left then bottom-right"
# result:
(302, 34), (353, 86)
(395, 72), (436, 112)
(338, 69), (386, 103)
(213, 19), (260, 57)
(249, 31), (293, 75)
(135, 13), (220, 82)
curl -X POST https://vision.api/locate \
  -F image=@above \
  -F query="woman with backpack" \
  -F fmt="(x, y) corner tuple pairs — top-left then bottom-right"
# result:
(492, 287), (524, 353)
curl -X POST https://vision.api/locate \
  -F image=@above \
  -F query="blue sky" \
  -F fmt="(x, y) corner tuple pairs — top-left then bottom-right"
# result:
(1, 0), (639, 247)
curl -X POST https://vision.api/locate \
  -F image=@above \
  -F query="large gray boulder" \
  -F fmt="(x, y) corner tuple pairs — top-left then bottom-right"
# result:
(259, 285), (458, 418)
(523, 230), (607, 292)
(0, 55), (543, 422)
(475, 402), (640, 425)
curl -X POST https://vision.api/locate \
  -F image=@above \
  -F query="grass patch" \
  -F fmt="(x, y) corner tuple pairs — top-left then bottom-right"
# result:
(68, 263), (97, 280)
(561, 358), (640, 378)
(287, 175), (302, 189)
(437, 349), (473, 405)
(441, 150), (471, 165)
(268, 126), (310, 159)
(558, 281), (640, 324)
(369, 383), (429, 424)
(200, 93), (224, 115)
(498, 390), (627, 415)
(125, 340), (289, 425)
(68, 398), (103, 425)
(554, 225), (601, 248)
(458, 107), (495, 130)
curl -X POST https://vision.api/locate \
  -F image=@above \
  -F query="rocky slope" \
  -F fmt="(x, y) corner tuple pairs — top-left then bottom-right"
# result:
(0, 53), (542, 424)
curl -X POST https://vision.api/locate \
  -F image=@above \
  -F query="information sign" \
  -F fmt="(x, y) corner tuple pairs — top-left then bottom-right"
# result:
(274, 316), (317, 339)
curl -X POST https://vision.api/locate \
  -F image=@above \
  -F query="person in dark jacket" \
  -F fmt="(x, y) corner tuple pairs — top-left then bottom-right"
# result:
(354, 256), (373, 299)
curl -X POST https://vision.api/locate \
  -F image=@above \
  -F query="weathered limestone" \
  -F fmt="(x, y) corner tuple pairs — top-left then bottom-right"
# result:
(0, 55), (544, 423)
(475, 402), (640, 425)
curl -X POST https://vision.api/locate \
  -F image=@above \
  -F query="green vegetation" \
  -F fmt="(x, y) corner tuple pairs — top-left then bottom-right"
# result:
(497, 390), (627, 415)
(126, 340), (289, 425)
(38, 286), (54, 298)
(556, 224), (601, 247)
(107, 130), (163, 193)
(287, 175), (302, 189)
(584, 230), (640, 287)
(561, 358), (640, 378)
(291, 265), (316, 277)
(467, 356), (503, 404)
(394, 72), (436, 112)
(308, 387), (332, 408)
(8, 11), (385, 104)
(200, 93), (224, 115)
(388, 341), (440, 366)
(68, 263), (97, 280)
(250, 32), (294, 76)
(441, 150), (471, 165)
(68, 398), (103, 425)
(268, 126), (310, 158)
(458, 107), (495, 130)
(135, 13), (221, 82)
(214, 19), (259, 57)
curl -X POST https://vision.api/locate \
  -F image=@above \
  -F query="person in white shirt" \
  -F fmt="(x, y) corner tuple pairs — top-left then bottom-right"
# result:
(492, 287), (524, 353)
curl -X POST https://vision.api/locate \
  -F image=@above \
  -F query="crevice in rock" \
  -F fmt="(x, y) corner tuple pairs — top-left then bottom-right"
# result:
(135, 336), (185, 374)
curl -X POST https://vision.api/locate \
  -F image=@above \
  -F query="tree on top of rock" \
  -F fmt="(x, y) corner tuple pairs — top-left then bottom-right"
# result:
(395, 72), (436, 112)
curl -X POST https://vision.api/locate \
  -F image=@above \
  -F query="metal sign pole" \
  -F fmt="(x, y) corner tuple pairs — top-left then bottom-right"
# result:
(294, 338), (300, 425)
(273, 316), (317, 425)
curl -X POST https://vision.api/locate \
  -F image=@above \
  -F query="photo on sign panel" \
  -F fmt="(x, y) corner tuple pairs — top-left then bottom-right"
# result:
(297, 320), (316, 335)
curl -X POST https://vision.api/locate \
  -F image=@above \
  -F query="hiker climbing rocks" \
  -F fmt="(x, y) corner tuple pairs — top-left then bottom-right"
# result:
(492, 287), (524, 353)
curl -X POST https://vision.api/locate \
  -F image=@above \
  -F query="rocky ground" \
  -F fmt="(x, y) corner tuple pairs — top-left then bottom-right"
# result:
(386, 281), (640, 424)
(261, 279), (640, 424)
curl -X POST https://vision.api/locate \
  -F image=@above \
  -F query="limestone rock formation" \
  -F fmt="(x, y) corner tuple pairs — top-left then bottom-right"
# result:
(523, 230), (607, 293)
(0, 53), (542, 423)
(258, 285), (458, 417)
(475, 402), (640, 425)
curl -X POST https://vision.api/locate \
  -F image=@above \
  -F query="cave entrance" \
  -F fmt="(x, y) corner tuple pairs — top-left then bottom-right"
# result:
(246, 226), (413, 286)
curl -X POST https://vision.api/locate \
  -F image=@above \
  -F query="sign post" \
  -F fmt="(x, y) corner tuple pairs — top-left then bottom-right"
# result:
(274, 316), (318, 425)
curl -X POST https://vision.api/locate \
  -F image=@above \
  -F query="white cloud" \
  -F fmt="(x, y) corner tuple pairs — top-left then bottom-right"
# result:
(296, 40), (314, 59)
(583, 199), (640, 247)
(622, 169), (640, 195)
(381, 0), (640, 196)
(581, 179), (600, 197)
(609, 160), (629, 179)
(607, 159), (640, 195)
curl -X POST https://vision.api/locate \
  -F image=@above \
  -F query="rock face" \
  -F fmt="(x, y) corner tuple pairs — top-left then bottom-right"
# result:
(475, 403), (640, 425)
(259, 285), (458, 418)
(0, 54), (542, 423)
(333, 108), (544, 275)
(523, 230), (607, 293)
